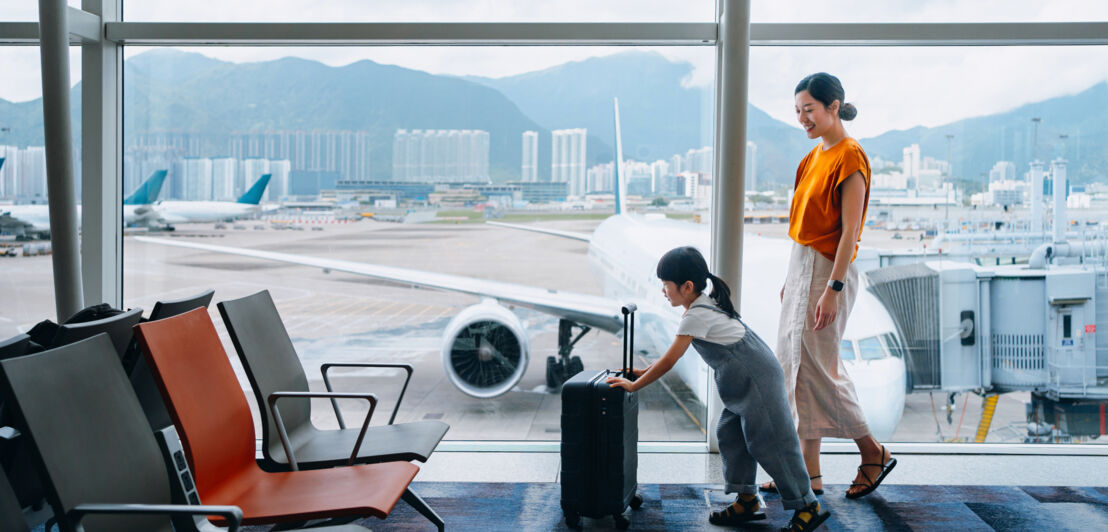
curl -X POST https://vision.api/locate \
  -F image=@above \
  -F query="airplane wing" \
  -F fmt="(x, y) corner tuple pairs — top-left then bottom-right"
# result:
(485, 221), (592, 242)
(134, 236), (623, 333)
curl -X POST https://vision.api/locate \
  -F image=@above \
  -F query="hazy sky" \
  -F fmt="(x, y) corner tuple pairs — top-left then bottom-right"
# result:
(2, 1), (1107, 138)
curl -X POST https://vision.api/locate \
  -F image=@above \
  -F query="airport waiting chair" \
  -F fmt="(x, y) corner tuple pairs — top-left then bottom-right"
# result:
(0, 463), (28, 532)
(0, 337), (30, 532)
(134, 308), (428, 528)
(217, 290), (449, 471)
(0, 334), (30, 359)
(0, 334), (372, 532)
(128, 289), (216, 430)
(52, 307), (143, 360)
(0, 334), (44, 512)
(0, 334), (242, 532)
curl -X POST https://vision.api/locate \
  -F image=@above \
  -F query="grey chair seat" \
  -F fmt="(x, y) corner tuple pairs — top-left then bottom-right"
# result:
(269, 420), (450, 468)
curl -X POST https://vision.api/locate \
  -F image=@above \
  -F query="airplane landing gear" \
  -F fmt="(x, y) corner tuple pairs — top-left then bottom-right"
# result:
(546, 319), (591, 390)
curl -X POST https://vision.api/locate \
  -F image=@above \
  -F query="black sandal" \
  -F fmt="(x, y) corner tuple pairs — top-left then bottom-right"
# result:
(709, 494), (767, 525)
(779, 500), (830, 532)
(759, 475), (824, 496)
(845, 446), (897, 499)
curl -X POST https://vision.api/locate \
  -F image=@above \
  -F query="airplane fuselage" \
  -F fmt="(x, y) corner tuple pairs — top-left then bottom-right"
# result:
(153, 201), (260, 224)
(586, 214), (906, 440)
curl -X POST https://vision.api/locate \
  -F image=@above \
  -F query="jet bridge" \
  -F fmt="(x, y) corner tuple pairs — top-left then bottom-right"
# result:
(866, 261), (1108, 400)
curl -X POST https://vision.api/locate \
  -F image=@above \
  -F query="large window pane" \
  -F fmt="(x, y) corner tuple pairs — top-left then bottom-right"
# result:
(0, 45), (81, 336)
(122, 46), (716, 442)
(750, 46), (1108, 445)
(754, 1), (1108, 23)
(124, 1), (715, 22)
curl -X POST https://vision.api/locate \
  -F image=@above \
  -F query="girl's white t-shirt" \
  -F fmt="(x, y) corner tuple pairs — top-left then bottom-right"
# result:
(675, 293), (746, 345)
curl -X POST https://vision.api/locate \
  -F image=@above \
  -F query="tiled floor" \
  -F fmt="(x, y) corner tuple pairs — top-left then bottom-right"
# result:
(415, 451), (1108, 487)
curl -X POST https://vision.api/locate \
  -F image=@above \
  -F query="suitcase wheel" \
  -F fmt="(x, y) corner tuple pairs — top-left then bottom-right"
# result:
(564, 510), (581, 529)
(613, 514), (630, 529)
(630, 493), (644, 510)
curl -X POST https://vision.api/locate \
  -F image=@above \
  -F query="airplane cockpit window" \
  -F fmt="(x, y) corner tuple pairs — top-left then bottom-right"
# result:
(858, 337), (885, 361)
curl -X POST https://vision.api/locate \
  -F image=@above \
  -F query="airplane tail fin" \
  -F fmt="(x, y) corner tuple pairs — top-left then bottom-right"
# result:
(613, 97), (626, 216)
(237, 174), (271, 204)
(123, 170), (168, 205)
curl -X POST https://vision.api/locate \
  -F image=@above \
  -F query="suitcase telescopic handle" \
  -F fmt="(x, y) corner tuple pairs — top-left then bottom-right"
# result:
(621, 304), (636, 381)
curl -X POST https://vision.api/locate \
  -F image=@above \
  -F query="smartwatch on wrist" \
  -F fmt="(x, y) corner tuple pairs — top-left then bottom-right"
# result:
(827, 279), (845, 292)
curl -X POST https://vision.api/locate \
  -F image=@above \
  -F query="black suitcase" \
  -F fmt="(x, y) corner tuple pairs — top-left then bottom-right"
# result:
(560, 304), (643, 529)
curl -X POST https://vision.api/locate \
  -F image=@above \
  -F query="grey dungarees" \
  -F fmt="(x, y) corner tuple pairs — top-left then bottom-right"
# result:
(689, 304), (817, 510)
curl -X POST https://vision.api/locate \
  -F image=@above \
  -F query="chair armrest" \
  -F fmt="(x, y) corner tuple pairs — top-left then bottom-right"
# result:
(68, 503), (243, 532)
(0, 426), (20, 440)
(321, 362), (414, 427)
(268, 390), (378, 470)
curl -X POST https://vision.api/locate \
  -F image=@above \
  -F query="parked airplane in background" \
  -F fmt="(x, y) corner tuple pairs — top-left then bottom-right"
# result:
(137, 100), (908, 439)
(148, 173), (271, 226)
(124, 170), (168, 226)
(0, 170), (168, 239)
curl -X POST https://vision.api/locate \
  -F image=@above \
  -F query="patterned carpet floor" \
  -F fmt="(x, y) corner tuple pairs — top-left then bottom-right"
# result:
(238, 482), (1108, 531)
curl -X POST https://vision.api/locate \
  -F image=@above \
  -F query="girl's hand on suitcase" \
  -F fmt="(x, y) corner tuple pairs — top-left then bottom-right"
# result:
(607, 376), (637, 392)
(622, 367), (646, 378)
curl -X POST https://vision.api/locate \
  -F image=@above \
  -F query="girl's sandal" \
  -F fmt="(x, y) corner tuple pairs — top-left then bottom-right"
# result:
(709, 494), (767, 525)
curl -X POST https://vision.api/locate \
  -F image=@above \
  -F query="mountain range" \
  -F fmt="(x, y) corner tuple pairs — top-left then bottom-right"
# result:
(1, 49), (1104, 187)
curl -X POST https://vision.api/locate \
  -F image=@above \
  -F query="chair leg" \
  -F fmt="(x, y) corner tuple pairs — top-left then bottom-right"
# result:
(402, 487), (444, 531)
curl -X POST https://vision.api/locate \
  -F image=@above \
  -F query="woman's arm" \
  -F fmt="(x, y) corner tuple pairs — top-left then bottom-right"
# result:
(606, 335), (693, 392)
(814, 171), (866, 331)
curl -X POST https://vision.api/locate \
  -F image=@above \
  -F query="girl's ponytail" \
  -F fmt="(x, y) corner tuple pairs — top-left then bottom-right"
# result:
(706, 273), (740, 320)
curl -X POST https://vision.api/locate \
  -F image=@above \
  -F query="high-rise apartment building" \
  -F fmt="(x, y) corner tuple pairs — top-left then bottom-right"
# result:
(990, 160), (1016, 183)
(650, 160), (670, 195)
(684, 146), (713, 176)
(182, 158), (214, 201)
(902, 144), (921, 187)
(521, 131), (539, 182)
(392, 129), (490, 183)
(239, 158), (270, 197)
(18, 147), (47, 199)
(211, 158), (237, 201)
(268, 159), (292, 200)
(587, 162), (614, 193)
(552, 128), (587, 197)
(230, 130), (370, 182)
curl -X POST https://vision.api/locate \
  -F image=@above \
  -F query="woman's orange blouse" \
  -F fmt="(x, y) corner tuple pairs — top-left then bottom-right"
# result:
(788, 137), (871, 262)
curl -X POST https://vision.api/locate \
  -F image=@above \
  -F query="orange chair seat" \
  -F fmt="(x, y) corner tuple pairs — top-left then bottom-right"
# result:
(134, 308), (423, 527)
(206, 461), (418, 525)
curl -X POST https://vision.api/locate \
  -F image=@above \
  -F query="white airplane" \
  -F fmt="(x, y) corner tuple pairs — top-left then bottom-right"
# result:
(136, 101), (907, 440)
(149, 173), (271, 225)
(0, 170), (168, 238)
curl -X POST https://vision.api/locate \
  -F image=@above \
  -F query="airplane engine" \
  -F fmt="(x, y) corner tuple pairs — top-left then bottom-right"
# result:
(441, 301), (530, 398)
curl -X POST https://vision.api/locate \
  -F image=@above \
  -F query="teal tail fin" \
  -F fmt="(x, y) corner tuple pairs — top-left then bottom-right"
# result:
(123, 170), (168, 205)
(237, 173), (272, 204)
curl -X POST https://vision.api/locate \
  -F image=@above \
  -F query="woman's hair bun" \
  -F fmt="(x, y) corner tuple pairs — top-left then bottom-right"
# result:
(839, 102), (858, 121)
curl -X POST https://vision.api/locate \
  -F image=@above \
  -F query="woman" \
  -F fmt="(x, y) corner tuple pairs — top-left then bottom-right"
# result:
(761, 72), (896, 500)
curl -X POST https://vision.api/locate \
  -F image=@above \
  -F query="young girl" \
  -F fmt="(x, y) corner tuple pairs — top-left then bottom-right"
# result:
(607, 247), (829, 532)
